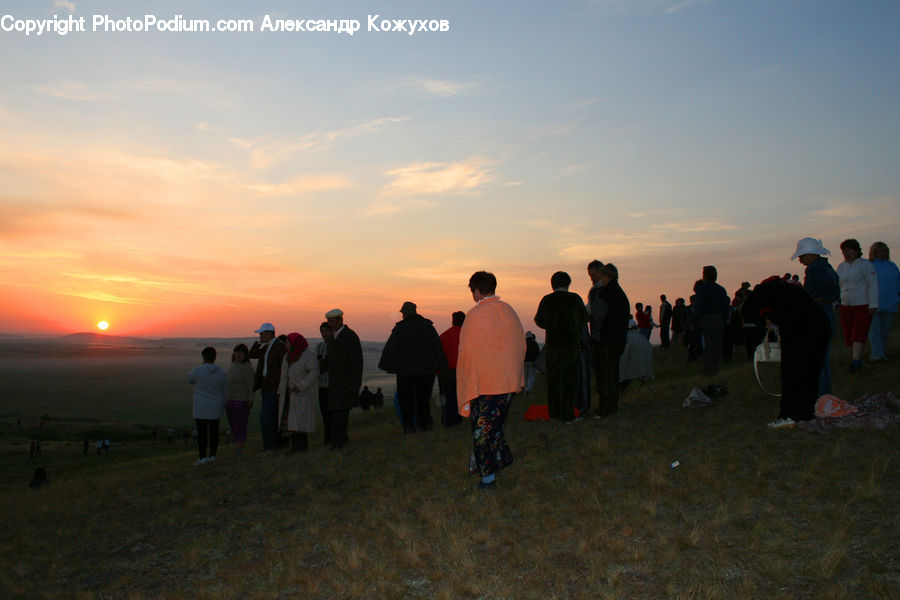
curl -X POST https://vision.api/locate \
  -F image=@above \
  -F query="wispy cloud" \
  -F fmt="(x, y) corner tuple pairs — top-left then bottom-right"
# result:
(379, 77), (481, 98)
(53, 0), (76, 13)
(651, 221), (738, 232)
(29, 81), (109, 101)
(381, 160), (493, 196)
(243, 175), (349, 197)
(243, 117), (411, 169)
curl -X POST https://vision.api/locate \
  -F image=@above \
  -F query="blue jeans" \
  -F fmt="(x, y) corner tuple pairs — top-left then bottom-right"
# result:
(868, 310), (895, 360)
(818, 306), (836, 397)
(260, 391), (279, 451)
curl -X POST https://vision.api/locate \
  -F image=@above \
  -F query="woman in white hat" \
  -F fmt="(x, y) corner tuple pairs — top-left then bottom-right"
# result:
(791, 237), (839, 394)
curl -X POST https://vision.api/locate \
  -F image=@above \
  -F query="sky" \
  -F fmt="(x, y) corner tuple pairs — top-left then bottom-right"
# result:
(1, 0), (898, 341)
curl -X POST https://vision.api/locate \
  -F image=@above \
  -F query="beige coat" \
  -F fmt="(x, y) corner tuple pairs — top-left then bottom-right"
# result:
(277, 349), (319, 433)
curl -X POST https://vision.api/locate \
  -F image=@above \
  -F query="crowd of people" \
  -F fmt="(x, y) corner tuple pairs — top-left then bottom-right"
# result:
(186, 238), (898, 485)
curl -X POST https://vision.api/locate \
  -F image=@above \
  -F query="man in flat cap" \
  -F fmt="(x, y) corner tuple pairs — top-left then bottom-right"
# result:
(249, 322), (287, 452)
(378, 301), (448, 433)
(321, 309), (363, 449)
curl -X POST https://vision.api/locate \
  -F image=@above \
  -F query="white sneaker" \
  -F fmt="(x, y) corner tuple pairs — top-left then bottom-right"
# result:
(767, 418), (796, 429)
(193, 457), (209, 466)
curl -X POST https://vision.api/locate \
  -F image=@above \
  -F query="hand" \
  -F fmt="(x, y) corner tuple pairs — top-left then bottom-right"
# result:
(869, 307), (877, 314)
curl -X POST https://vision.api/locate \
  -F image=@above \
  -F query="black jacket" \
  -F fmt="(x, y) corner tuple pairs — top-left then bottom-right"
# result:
(378, 315), (449, 375)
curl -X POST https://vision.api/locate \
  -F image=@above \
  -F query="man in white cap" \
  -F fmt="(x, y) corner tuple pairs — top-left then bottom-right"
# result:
(249, 322), (287, 452)
(792, 237), (840, 394)
(322, 309), (363, 449)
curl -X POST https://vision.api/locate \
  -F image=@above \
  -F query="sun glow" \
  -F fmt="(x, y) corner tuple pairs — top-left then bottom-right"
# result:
(97, 321), (109, 331)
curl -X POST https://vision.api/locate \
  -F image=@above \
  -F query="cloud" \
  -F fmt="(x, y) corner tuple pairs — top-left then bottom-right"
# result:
(813, 205), (873, 218)
(242, 175), (349, 197)
(247, 117), (411, 169)
(29, 81), (109, 101)
(381, 160), (493, 196)
(53, 0), (76, 13)
(651, 221), (738, 232)
(380, 77), (481, 98)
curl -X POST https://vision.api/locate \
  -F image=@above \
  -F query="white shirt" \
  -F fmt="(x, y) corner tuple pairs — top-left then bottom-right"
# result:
(838, 258), (879, 308)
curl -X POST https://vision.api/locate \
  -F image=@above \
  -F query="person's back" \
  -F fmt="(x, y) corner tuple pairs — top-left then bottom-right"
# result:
(188, 363), (228, 419)
(380, 315), (448, 375)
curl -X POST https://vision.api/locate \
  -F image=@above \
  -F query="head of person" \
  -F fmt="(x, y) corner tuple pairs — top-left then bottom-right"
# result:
(635, 302), (643, 312)
(741, 281), (750, 290)
(400, 301), (418, 319)
(468, 271), (497, 301)
(319, 321), (334, 342)
(869, 241), (890, 261)
(791, 237), (830, 266)
(693, 279), (703, 292)
(550, 271), (571, 290)
(451, 311), (466, 327)
(232, 343), (250, 363)
(599, 263), (618, 285)
(702, 265), (717, 282)
(325, 309), (344, 331)
(587, 260), (604, 284)
(645, 305), (652, 314)
(676, 297), (685, 306)
(255, 322), (276, 343)
(201, 346), (216, 364)
(660, 294), (667, 302)
(840, 238), (862, 262)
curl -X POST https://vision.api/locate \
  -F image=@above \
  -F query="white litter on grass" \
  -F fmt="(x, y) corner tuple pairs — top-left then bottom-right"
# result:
(670, 460), (680, 469)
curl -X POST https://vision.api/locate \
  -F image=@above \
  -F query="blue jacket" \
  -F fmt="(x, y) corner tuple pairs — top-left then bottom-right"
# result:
(692, 281), (730, 324)
(872, 258), (900, 313)
(803, 257), (840, 311)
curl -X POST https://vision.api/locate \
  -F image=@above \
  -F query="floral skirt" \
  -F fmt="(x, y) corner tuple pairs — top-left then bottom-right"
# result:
(468, 393), (514, 476)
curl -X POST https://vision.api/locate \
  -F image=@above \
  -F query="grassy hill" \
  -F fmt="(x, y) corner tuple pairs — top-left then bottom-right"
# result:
(1, 334), (898, 599)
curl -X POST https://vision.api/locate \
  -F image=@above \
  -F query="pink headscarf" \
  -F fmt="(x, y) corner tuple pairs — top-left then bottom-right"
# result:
(286, 333), (309, 363)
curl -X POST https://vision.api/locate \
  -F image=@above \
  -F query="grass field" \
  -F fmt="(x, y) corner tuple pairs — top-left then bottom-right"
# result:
(1, 332), (898, 599)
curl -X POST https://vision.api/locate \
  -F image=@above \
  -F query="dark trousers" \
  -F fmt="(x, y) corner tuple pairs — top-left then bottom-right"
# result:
(698, 314), (724, 376)
(195, 418), (219, 459)
(592, 343), (624, 417)
(660, 321), (671, 348)
(318, 388), (332, 444)
(260, 391), (279, 451)
(289, 432), (308, 453)
(397, 373), (435, 432)
(329, 409), (349, 448)
(439, 370), (462, 427)
(545, 345), (580, 421)
(780, 335), (827, 422)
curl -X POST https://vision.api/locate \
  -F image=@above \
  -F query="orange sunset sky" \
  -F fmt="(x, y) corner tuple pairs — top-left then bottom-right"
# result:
(1, 1), (898, 341)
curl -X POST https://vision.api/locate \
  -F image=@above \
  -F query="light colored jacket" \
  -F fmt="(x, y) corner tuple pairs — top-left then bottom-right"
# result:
(838, 258), (878, 308)
(456, 296), (526, 416)
(872, 259), (900, 313)
(277, 350), (319, 433)
(188, 363), (228, 420)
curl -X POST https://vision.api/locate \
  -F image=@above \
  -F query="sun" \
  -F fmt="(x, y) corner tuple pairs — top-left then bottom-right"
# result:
(97, 321), (109, 331)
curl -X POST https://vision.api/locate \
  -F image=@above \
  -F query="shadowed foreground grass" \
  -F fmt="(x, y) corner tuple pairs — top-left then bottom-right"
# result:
(2, 336), (899, 599)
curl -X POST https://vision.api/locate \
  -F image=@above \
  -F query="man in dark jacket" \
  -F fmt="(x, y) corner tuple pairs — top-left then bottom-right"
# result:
(323, 309), (363, 449)
(691, 266), (731, 377)
(378, 302), (449, 433)
(659, 294), (673, 349)
(249, 322), (288, 452)
(534, 271), (588, 422)
(587, 263), (630, 417)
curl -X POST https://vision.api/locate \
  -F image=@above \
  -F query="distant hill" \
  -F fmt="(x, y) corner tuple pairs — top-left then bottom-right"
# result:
(56, 332), (161, 348)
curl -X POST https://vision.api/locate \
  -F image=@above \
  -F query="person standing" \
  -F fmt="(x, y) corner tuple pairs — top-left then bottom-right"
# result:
(634, 302), (651, 340)
(249, 323), (287, 452)
(523, 331), (540, 394)
(792, 237), (840, 395)
(457, 271), (525, 489)
(692, 266), (731, 378)
(315, 322), (333, 445)
(659, 295), (673, 349)
(587, 264), (630, 417)
(439, 311), (466, 427)
(837, 239), (878, 373)
(868, 241), (899, 362)
(278, 333), (319, 453)
(226, 343), (255, 454)
(534, 271), (588, 422)
(322, 309), (363, 449)
(671, 297), (686, 346)
(378, 302), (448, 433)
(187, 346), (228, 466)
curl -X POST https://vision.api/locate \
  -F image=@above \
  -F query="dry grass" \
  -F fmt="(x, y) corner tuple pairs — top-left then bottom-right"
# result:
(1, 332), (899, 599)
